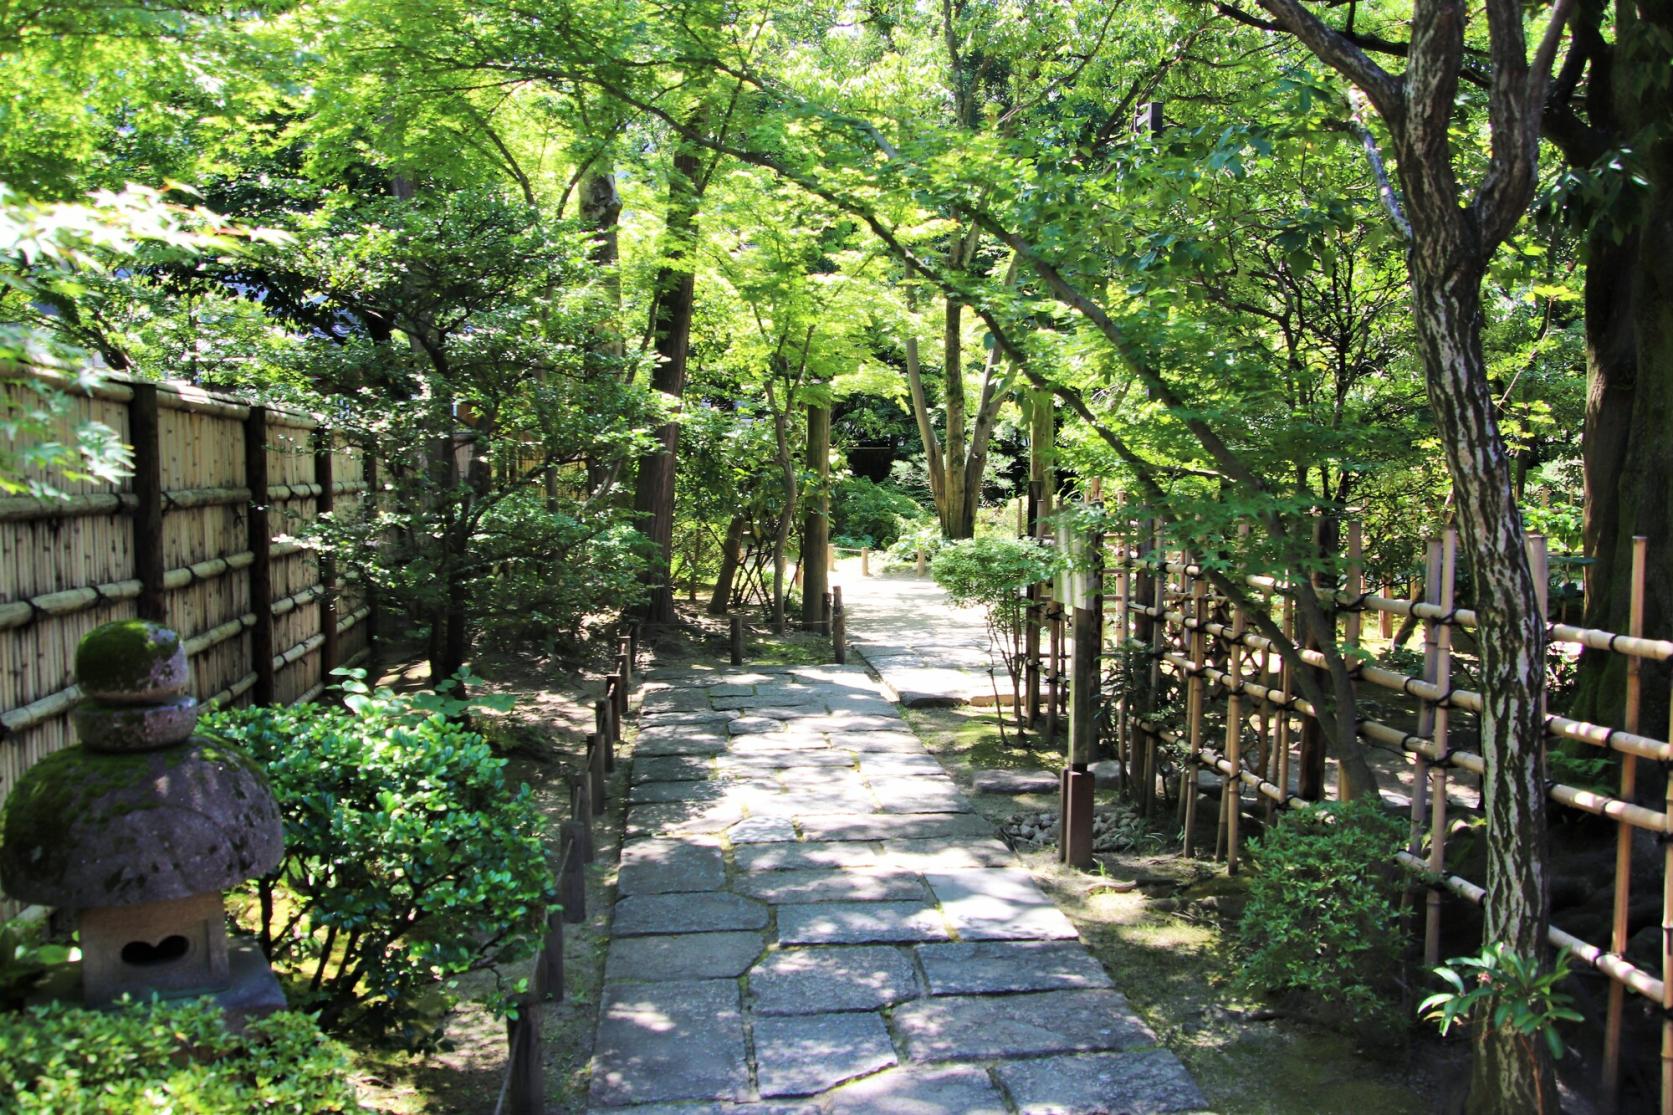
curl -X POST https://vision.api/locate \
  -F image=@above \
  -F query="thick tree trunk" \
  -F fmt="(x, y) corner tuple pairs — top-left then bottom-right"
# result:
(708, 514), (746, 615)
(632, 136), (705, 624)
(800, 402), (831, 629)
(941, 299), (972, 538)
(580, 166), (625, 499)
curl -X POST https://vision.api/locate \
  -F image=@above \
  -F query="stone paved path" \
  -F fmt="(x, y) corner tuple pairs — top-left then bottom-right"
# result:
(840, 570), (997, 708)
(589, 662), (1208, 1113)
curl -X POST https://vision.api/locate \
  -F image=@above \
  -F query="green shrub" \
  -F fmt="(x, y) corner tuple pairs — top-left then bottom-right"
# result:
(1238, 798), (1409, 1028)
(830, 475), (929, 550)
(201, 680), (555, 1046)
(930, 536), (1062, 722)
(0, 998), (362, 1112)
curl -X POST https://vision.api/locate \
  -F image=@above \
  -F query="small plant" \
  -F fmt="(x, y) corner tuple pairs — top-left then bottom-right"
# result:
(201, 679), (555, 1047)
(1420, 943), (1581, 1111)
(931, 536), (1064, 742)
(0, 998), (363, 1112)
(1238, 798), (1409, 1028)
(0, 917), (74, 1011)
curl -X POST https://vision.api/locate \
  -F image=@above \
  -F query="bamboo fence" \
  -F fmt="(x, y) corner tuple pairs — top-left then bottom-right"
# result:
(1, 374), (375, 915)
(1097, 518), (1673, 1113)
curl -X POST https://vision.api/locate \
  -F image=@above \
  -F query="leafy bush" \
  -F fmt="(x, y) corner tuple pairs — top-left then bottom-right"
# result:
(0, 915), (73, 1011)
(0, 998), (362, 1113)
(931, 537), (1062, 729)
(201, 679), (554, 1046)
(830, 475), (929, 549)
(1238, 798), (1409, 1027)
(886, 521), (948, 565)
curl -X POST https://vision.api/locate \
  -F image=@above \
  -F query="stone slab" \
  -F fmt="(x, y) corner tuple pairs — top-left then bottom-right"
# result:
(777, 901), (949, 945)
(870, 780), (972, 814)
(628, 780), (727, 805)
(825, 1065), (1008, 1114)
(748, 945), (919, 1015)
(994, 1049), (1208, 1114)
(612, 892), (768, 937)
(729, 715), (789, 735)
(735, 867), (930, 904)
(855, 753), (945, 776)
(736, 841), (882, 873)
(893, 989), (1156, 1061)
(634, 733), (729, 758)
(717, 751), (855, 771)
(617, 840), (726, 897)
(800, 714), (904, 733)
(972, 768), (1060, 795)
(632, 755), (715, 784)
(831, 731), (931, 753)
(624, 800), (745, 838)
(604, 931), (764, 982)
(882, 837), (1017, 871)
(638, 710), (730, 728)
(798, 812), (993, 842)
(926, 868), (1080, 940)
(754, 1012), (897, 1098)
(590, 980), (747, 1106)
(728, 817), (798, 844)
(711, 694), (825, 712)
(915, 940), (1113, 995)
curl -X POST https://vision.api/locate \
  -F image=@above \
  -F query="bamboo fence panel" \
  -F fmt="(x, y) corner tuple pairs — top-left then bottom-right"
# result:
(1, 373), (374, 917)
(1103, 521), (1673, 1114)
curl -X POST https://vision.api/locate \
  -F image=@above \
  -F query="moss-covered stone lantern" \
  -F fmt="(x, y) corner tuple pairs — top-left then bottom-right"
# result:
(0, 620), (285, 1013)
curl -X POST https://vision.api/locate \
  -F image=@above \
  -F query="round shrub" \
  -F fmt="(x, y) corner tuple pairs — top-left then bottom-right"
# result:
(1238, 798), (1409, 1028)
(0, 998), (362, 1113)
(201, 689), (555, 1045)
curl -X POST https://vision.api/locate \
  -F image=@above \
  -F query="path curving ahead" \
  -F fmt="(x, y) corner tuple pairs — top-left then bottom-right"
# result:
(588, 657), (1209, 1113)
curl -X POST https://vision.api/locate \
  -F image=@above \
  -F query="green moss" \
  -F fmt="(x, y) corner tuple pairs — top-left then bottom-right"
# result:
(75, 620), (181, 694)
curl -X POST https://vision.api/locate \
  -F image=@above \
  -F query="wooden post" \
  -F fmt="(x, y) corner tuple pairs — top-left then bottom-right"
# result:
(587, 731), (607, 809)
(832, 586), (846, 664)
(628, 621), (639, 674)
(1222, 532), (1250, 873)
(606, 674), (622, 771)
(502, 996), (544, 1115)
(1138, 522), (1164, 817)
(618, 633), (633, 690)
(1604, 535), (1647, 1104)
(559, 825), (586, 923)
(1661, 672), (1673, 1115)
(362, 453), (380, 656)
(241, 404), (274, 704)
(127, 383), (167, 624)
(314, 430), (338, 689)
(860, 547), (870, 577)
(916, 548), (926, 576)
(1045, 602), (1062, 743)
(568, 773), (594, 864)
(1272, 595), (1294, 819)
(1061, 511), (1101, 870)
(540, 909), (564, 1002)
(820, 591), (832, 637)
(1423, 530), (1458, 966)
(1181, 563), (1208, 856)
(729, 613), (744, 665)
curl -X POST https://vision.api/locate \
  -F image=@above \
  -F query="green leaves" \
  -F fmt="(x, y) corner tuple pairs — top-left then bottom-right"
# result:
(1420, 943), (1582, 1059)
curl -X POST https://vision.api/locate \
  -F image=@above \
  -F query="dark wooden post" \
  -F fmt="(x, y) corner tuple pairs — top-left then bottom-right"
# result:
(362, 453), (380, 657)
(559, 823), (587, 924)
(606, 675), (622, 767)
(568, 773), (594, 864)
(820, 591), (832, 637)
(832, 586), (846, 664)
(314, 430), (338, 689)
(129, 384), (166, 624)
(1061, 509), (1101, 870)
(627, 621), (639, 673)
(730, 614), (744, 666)
(503, 997), (544, 1115)
(618, 632), (633, 689)
(1045, 602), (1063, 743)
(587, 732), (607, 808)
(540, 909), (564, 1002)
(242, 404), (274, 704)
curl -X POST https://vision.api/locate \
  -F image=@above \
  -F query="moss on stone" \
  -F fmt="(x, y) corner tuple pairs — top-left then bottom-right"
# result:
(75, 621), (184, 697)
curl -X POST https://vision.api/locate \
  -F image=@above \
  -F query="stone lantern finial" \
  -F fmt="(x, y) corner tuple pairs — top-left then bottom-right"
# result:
(0, 620), (285, 1012)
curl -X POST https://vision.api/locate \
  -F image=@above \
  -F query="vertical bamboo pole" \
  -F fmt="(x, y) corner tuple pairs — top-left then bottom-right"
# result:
(1181, 561), (1207, 857)
(1274, 596), (1294, 815)
(1424, 529), (1458, 967)
(1223, 542), (1247, 873)
(820, 591), (832, 637)
(860, 547), (870, 577)
(1046, 601), (1062, 744)
(130, 384), (166, 623)
(1604, 536), (1647, 1105)
(243, 406), (274, 705)
(1410, 539), (1443, 867)
(1662, 672), (1673, 1115)
(1116, 530), (1132, 781)
(1141, 522), (1165, 818)
(1062, 511), (1101, 869)
(314, 430), (338, 690)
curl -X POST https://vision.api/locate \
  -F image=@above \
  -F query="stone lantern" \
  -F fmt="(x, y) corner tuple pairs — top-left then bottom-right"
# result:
(0, 620), (285, 1013)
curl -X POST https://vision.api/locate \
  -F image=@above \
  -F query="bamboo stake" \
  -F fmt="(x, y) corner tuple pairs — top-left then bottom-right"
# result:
(1181, 563), (1207, 856)
(1424, 529), (1458, 967)
(1604, 535), (1646, 1105)
(1223, 533), (1248, 873)
(1662, 671), (1673, 1115)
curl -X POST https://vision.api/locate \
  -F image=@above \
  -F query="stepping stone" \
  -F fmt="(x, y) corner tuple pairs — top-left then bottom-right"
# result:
(632, 756), (714, 784)
(618, 840), (726, 896)
(711, 694), (824, 712)
(893, 989), (1156, 1061)
(994, 1049), (1208, 1114)
(639, 710), (730, 728)
(729, 715), (788, 735)
(825, 1065), (1007, 1114)
(729, 817), (797, 843)
(831, 731), (928, 753)
(972, 768), (1059, 794)
(800, 714), (903, 733)
(625, 800), (746, 837)
(639, 690), (715, 713)
(590, 980), (747, 1105)
(748, 945), (919, 1014)
(706, 684), (758, 698)
(777, 901), (949, 944)
(925, 868), (1080, 940)
(735, 867), (931, 904)
(916, 940), (1113, 995)
(629, 780), (726, 805)
(612, 892), (768, 937)
(821, 697), (898, 718)
(799, 812), (993, 842)
(754, 1012), (897, 1097)
(749, 790), (878, 819)
(856, 752), (944, 774)
(704, 674), (775, 688)
(635, 733), (729, 758)
(881, 836), (1016, 871)
(605, 931), (764, 982)
(870, 780), (971, 814)
(718, 751), (854, 771)
(736, 841), (882, 873)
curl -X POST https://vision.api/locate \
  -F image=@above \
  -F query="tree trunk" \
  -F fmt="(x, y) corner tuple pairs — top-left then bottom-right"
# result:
(581, 165), (625, 499)
(940, 298), (972, 538)
(632, 133), (705, 624)
(800, 401), (831, 629)
(708, 513), (746, 615)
